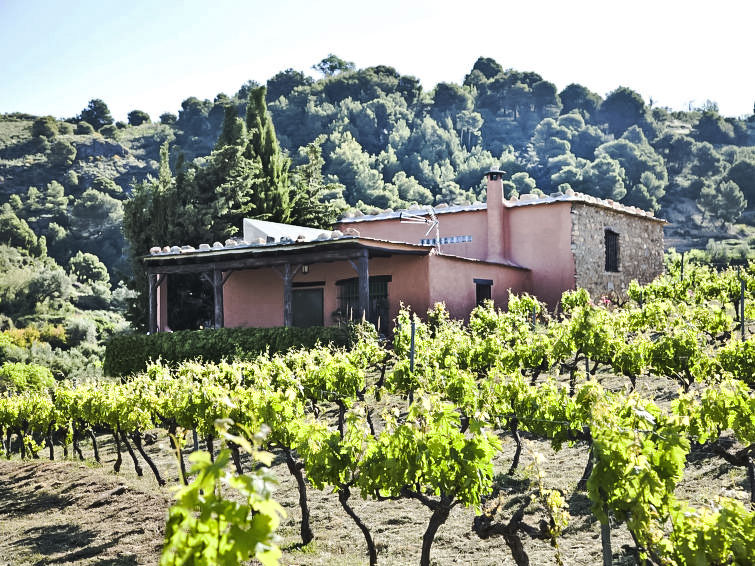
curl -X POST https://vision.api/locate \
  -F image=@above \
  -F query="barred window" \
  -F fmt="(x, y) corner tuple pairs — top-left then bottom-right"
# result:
(605, 229), (619, 272)
(336, 275), (390, 333)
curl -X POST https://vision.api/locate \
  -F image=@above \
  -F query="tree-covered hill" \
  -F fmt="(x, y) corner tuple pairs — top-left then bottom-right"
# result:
(2, 54), (755, 311)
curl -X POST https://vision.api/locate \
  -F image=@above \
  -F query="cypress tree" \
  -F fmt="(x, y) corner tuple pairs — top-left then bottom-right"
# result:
(245, 86), (291, 222)
(217, 105), (246, 149)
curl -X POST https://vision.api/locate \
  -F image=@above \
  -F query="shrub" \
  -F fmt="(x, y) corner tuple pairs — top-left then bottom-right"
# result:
(100, 124), (117, 138)
(104, 325), (354, 377)
(66, 317), (97, 347)
(69, 251), (109, 285)
(39, 324), (67, 349)
(0, 314), (13, 331)
(0, 362), (55, 393)
(0, 333), (13, 363)
(5, 327), (41, 348)
(76, 121), (95, 134)
(64, 170), (79, 188)
(31, 116), (58, 138)
(128, 110), (150, 126)
(159, 112), (177, 125)
(58, 122), (74, 135)
(48, 139), (77, 167)
(74, 284), (112, 310)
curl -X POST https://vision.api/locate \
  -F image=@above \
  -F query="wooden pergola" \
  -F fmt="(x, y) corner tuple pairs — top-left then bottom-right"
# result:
(142, 237), (430, 334)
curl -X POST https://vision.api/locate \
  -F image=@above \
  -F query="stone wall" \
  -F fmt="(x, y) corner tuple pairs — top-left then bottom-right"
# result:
(571, 203), (664, 299)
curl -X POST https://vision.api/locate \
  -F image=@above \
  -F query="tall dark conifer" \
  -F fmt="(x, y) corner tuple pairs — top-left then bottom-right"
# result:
(245, 86), (291, 222)
(217, 105), (246, 149)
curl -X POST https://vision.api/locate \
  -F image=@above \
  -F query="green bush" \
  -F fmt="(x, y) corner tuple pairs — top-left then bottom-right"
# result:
(76, 121), (95, 134)
(48, 139), (77, 167)
(104, 326), (354, 377)
(159, 112), (177, 125)
(127, 109), (150, 126)
(0, 362), (55, 393)
(65, 316), (97, 347)
(100, 124), (117, 138)
(31, 116), (58, 138)
(0, 333), (13, 363)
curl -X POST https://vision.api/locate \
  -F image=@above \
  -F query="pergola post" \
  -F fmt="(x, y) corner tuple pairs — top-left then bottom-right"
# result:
(283, 263), (294, 327)
(357, 250), (369, 322)
(148, 272), (158, 334)
(212, 269), (224, 329)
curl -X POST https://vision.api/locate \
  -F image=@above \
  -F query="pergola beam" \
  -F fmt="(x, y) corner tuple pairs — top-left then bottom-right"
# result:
(145, 248), (371, 275)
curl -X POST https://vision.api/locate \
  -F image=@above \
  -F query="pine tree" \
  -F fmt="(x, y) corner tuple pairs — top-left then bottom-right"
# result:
(714, 180), (747, 226)
(697, 179), (747, 227)
(290, 141), (342, 228)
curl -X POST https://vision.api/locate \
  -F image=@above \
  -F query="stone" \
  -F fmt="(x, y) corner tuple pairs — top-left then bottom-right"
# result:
(570, 202), (664, 300)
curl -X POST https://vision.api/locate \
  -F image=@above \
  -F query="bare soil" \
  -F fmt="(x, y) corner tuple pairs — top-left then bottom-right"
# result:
(0, 458), (168, 566)
(0, 372), (750, 566)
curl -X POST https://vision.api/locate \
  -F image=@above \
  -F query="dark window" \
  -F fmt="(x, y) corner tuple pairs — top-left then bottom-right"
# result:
(605, 229), (620, 272)
(336, 275), (390, 333)
(292, 288), (324, 327)
(474, 278), (493, 306)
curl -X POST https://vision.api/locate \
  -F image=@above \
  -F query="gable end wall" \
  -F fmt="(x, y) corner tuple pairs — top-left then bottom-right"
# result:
(571, 203), (664, 298)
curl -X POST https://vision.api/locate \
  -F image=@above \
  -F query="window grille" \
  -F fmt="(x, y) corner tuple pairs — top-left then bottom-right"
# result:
(605, 229), (620, 272)
(336, 276), (390, 333)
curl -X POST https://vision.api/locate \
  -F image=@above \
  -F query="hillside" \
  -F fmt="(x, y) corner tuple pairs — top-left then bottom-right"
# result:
(1, 55), (754, 335)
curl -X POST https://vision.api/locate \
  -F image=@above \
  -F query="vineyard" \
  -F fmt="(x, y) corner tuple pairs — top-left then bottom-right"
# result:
(2, 258), (755, 565)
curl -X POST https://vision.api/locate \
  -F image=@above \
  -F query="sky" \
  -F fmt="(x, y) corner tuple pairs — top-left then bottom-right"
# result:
(1, 0), (753, 122)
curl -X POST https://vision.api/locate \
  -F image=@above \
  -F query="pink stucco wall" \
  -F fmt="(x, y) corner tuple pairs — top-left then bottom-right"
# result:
(221, 254), (432, 329)
(337, 201), (576, 309)
(505, 202), (576, 307)
(219, 252), (531, 328)
(336, 210), (489, 260)
(428, 255), (530, 320)
(223, 268), (285, 327)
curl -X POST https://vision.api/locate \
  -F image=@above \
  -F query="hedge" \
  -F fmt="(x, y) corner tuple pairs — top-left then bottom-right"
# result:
(103, 326), (353, 377)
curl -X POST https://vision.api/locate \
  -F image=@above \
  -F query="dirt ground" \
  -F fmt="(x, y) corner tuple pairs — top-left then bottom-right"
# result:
(0, 372), (751, 566)
(0, 458), (168, 566)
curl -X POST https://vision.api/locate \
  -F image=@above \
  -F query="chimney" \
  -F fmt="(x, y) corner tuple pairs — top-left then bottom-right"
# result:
(485, 167), (506, 262)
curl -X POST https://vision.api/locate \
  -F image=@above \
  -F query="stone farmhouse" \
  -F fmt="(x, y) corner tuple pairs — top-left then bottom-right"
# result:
(143, 171), (665, 333)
